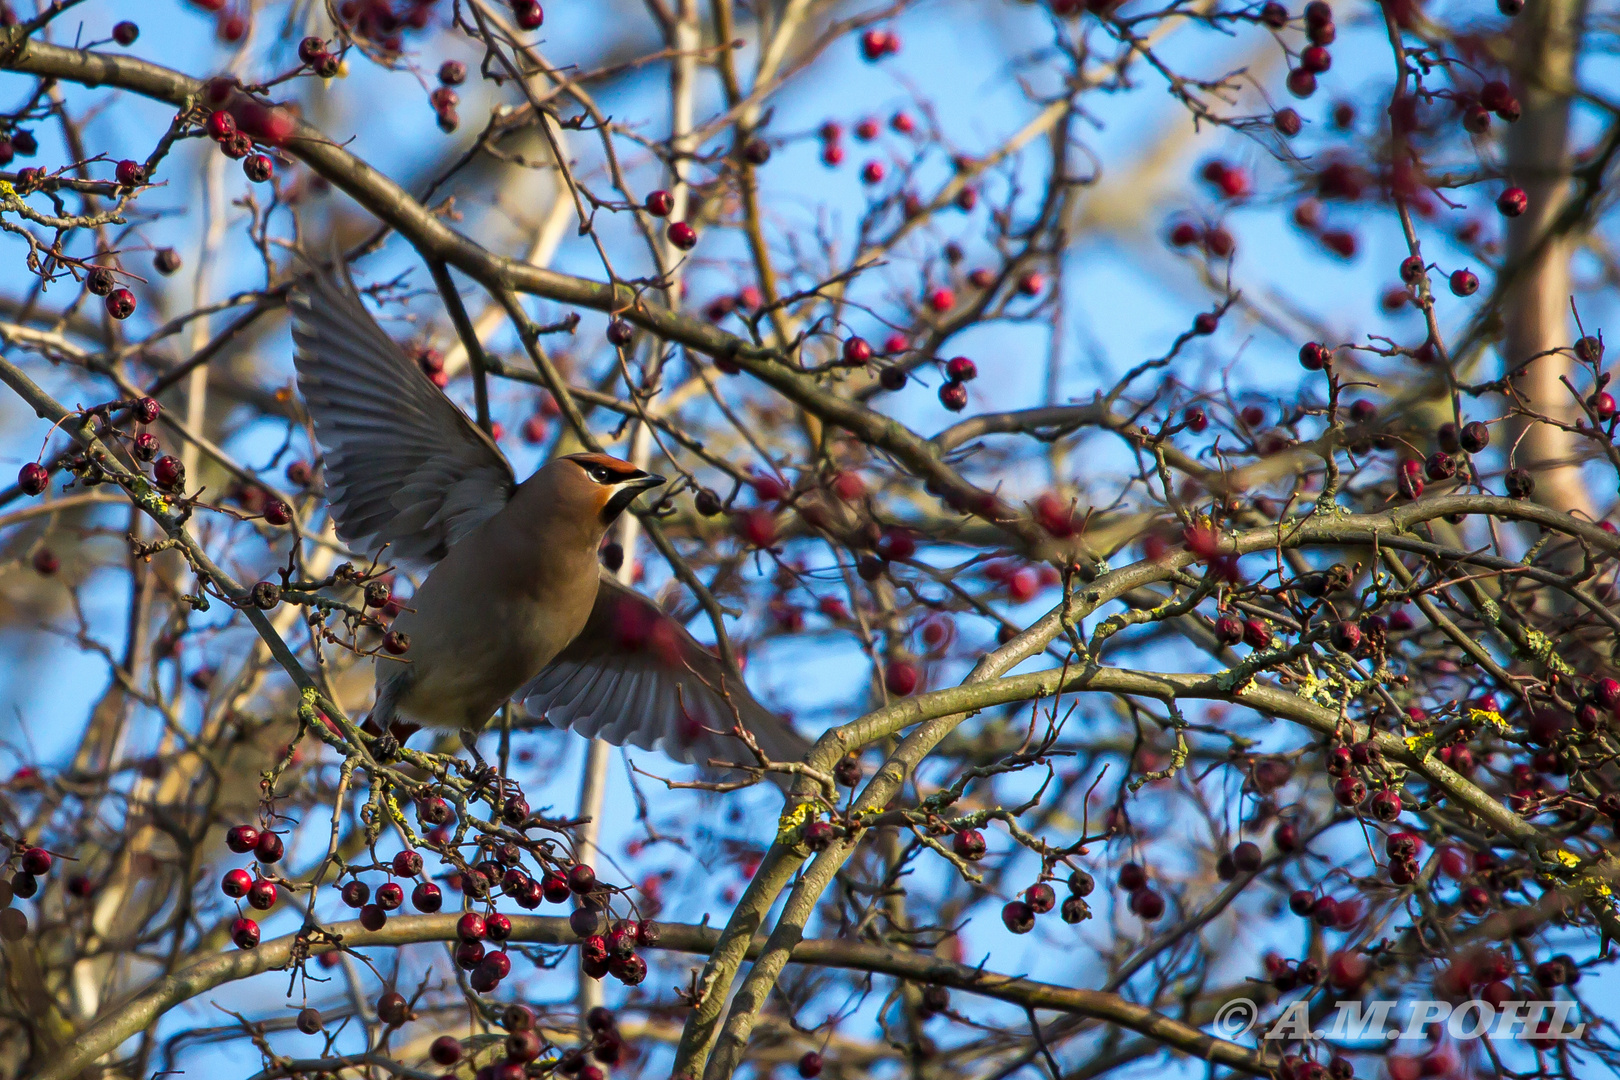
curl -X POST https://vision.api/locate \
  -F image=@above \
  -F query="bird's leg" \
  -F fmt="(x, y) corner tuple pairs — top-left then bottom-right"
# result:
(459, 727), (486, 767)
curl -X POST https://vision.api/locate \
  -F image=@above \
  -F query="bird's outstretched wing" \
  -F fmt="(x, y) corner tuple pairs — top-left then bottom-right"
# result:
(289, 261), (515, 563)
(518, 578), (811, 771)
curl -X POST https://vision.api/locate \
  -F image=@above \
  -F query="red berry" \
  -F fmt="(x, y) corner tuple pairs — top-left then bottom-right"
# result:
(1496, 187), (1527, 217)
(1001, 900), (1036, 933)
(247, 878), (277, 910)
(1299, 45), (1331, 73)
(106, 288), (137, 320)
(1299, 341), (1331, 370)
(222, 868), (253, 898)
(112, 21), (139, 45)
(884, 659), (919, 696)
(842, 337), (872, 364)
(799, 1051), (824, 1078)
(861, 160), (885, 184)
(17, 462), (48, 495)
(945, 356), (977, 381)
(1286, 68), (1317, 98)
(513, 1), (544, 29)
(411, 881), (442, 912)
(225, 824), (259, 853)
(341, 880), (370, 908)
(431, 1036), (463, 1065)
(455, 940), (486, 969)
(568, 863), (597, 894)
(860, 28), (895, 61)
(244, 153), (273, 183)
(1118, 863), (1147, 891)
(1449, 269), (1479, 296)
(115, 159), (144, 186)
(458, 911), (487, 940)
(1129, 888), (1165, 920)
(375, 882), (403, 910)
(666, 221), (697, 250)
(231, 916), (261, 949)
(1273, 108), (1303, 136)
(928, 286), (956, 312)
(1025, 883), (1056, 913)
(645, 189), (673, 216)
(254, 832), (284, 863)
(938, 380), (968, 411)
(952, 829), (987, 861)
(1168, 221), (1203, 247)
(377, 991), (408, 1026)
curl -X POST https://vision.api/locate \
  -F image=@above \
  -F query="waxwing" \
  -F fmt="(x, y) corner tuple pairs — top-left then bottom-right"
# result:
(288, 262), (808, 770)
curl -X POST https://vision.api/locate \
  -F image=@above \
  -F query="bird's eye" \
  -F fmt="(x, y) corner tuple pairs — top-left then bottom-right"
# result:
(587, 465), (614, 484)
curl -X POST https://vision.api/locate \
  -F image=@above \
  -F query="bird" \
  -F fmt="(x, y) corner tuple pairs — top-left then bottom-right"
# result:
(287, 260), (809, 773)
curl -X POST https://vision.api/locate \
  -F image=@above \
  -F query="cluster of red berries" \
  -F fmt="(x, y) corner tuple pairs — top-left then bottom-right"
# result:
(429, 60), (465, 131)
(983, 557), (1061, 603)
(82, 260), (140, 320)
(576, 909), (657, 986)
(6, 842), (57, 900)
(1167, 219), (1236, 260)
(1116, 862), (1165, 920)
(185, 0), (250, 42)
(1001, 868), (1096, 932)
(818, 120), (847, 169)
(1199, 159), (1251, 201)
(330, 0), (440, 51)
(637, 189), (697, 250)
(859, 27), (901, 62)
(1461, 78), (1522, 134)
(519, 390), (562, 444)
(222, 823), (287, 949)
(702, 285), (765, 324)
(0, 118), (34, 167)
(199, 102), (277, 185)
(1214, 840), (1264, 880)
(937, 355), (977, 412)
(1282, 2), (1335, 100)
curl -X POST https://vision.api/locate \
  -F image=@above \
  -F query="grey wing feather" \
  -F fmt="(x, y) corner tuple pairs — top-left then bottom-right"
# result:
(518, 579), (811, 772)
(289, 261), (515, 564)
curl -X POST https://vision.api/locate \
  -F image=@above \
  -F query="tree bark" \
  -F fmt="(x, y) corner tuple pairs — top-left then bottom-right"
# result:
(1504, 0), (1590, 516)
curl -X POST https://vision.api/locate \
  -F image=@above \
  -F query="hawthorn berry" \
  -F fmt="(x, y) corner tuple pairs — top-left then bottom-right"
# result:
(226, 824), (260, 853)
(17, 462), (48, 495)
(222, 868), (253, 898)
(231, 916), (260, 949)
(1001, 900), (1036, 933)
(667, 221), (697, 250)
(953, 829), (987, 861)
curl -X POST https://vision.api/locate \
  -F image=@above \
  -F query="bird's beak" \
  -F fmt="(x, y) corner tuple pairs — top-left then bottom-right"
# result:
(601, 472), (666, 524)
